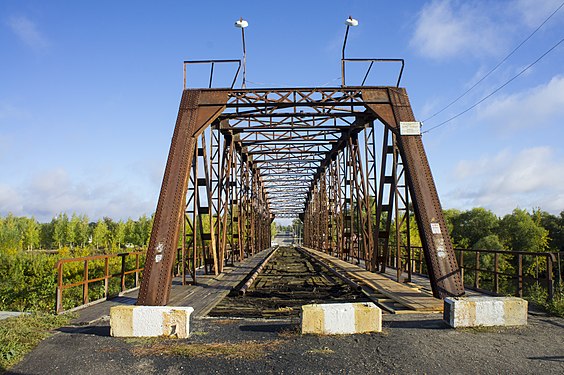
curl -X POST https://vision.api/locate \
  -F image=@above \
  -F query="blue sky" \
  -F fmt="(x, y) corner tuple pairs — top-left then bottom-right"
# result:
(1, 0), (563, 222)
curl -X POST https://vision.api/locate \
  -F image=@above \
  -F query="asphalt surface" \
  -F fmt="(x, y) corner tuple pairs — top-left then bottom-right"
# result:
(7, 310), (564, 375)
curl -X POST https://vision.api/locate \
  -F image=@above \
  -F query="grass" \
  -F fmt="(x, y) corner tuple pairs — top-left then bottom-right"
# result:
(130, 339), (284, 360)
(526, 283), (564, 318)
(0, 313), (72, 371)
(277, 324), (300, 338)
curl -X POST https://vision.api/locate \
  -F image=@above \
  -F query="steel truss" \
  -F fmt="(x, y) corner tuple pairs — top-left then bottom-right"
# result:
(137, 87), (465, 306)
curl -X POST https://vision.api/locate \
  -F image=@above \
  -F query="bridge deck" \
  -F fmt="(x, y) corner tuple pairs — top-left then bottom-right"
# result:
(72, 246), (277, 324)
(167, 246), (277, 316)
(300, 247), (444, 312)
(73, 244), (482, 324)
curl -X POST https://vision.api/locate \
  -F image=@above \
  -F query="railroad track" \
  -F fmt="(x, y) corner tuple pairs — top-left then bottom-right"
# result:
(208, 246), (369, 318)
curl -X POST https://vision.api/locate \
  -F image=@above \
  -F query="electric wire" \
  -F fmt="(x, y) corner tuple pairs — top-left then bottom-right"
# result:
(422, 37), (564, 134)
(422, 0), (564, 123)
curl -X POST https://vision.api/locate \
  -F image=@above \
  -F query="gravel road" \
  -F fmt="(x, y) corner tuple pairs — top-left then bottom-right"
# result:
(8, 309), (563, 375)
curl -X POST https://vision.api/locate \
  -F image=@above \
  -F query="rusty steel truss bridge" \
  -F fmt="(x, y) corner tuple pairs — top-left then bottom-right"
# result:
(137, 59), (465, 306)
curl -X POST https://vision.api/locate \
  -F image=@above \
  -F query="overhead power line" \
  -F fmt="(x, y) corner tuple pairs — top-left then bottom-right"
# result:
(422, 0), (564, 123)
(422, 37), (564, 134)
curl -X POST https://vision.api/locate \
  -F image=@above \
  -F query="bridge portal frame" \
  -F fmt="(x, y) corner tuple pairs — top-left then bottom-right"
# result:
(137, 87), (465, 306)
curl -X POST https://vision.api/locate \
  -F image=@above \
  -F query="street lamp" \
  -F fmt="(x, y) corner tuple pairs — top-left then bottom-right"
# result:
(342, 16), (359, 86)
(234, 17), (248, 88)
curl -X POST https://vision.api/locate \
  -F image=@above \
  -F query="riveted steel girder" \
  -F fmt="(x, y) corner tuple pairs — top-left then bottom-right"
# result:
(137, 90), (227, 306)
(363, 88), (464, 298)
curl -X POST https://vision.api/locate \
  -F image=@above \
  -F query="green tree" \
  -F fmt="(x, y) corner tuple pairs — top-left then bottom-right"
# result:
(451, 208), (499, 248)
(66, 214), (78, 246)
(135, 214), (153, 246)
(113, 220), (126, 249)
(73, 214), (90, 247)
(52, 213), (69, 248)
(0, 213), (21, 254)
(39, 221), (54, 249)
(498, 209), (549, 253)
(123, 218), (136, 245)
(537, 210), (564, 252)
(92, 219), (109, 250)
(473, 234), (504, 251)
(443, 209), (462, 241)
(20, 217), (40, 251)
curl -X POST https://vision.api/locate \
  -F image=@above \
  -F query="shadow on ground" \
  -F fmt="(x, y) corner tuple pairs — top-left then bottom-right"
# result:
(385, 318), (449, 330)
(57, 325), (110, 337)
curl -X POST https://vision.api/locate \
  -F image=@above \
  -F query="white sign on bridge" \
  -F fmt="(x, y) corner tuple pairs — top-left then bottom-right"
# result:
(400, 121), (422, 135)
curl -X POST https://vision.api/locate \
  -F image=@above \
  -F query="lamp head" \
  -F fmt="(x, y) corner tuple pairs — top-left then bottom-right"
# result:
(235, 18), (248, 28)
(345, 16), (358, 27)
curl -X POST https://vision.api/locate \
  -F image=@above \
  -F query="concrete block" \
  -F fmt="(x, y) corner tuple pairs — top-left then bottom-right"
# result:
(444, 297), (527, 328)
(301, 302), (382, 335)
(110, 305), (194, 338)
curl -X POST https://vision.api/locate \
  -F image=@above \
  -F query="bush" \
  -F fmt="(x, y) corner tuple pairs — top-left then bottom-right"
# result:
(525, 282), (564, 318)
(0, 252), (57, 312)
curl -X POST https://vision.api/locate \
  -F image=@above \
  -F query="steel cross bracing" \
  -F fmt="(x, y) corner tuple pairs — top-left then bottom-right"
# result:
(137, 87), (465, 306)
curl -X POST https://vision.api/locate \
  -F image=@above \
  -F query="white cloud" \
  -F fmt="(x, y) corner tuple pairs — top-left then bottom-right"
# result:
(516, 0), (564, 28)
(6, 15), (49, 51)
(410, 0), (504, 60)
(446, 146), (564, 215)
(0, 168), (155, 222)
(477, 75), (564, 131)
(0, 184), (23, 215)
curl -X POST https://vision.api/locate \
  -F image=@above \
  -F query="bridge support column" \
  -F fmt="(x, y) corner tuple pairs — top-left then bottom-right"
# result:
(364, 88), (465, 299)
(137, 90), (226, 306)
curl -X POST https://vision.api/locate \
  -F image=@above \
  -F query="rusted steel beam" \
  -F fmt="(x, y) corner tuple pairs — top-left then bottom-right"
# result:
(363, 88), (464, 298)
(348, 134), (374, 269)
(137, 90), (227, 306)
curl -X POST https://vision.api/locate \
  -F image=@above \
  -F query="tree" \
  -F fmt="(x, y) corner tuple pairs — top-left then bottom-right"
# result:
(92, 219), (109, 250)
(123, 218), (136, 246)
(443, 209), (461, 234)
(451, 208), (499, 248)
(65, 214), (77, 247)
(537, 210), (564, 252)
(73, 214), (90, 247)
(113, 220), (126, 250)
(136, 214), (153, 246)
(20, 217), (40, 251)
(0, 213), (21, 254)
(39, 221), (54, 249)
(473, 234), (504, 251)
(498, 209), (549, 253)
(52, 213), (69, 248)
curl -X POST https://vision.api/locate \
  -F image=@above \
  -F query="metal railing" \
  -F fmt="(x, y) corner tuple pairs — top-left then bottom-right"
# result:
(183, 59), (241, 89)
(341, 58), (404, 87)
(55, 251), (145, 314)
(398, 246), (562, 301)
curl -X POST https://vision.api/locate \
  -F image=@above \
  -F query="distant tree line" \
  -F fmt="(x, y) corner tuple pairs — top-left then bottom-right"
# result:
(0, 208), (562, 255)
(443, 208), (562, 253)
(0, 213), (153, 254)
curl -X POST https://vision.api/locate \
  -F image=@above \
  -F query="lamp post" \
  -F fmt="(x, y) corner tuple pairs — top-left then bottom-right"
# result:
(342, 16), (359, 86)
(234, 18), (248, 88)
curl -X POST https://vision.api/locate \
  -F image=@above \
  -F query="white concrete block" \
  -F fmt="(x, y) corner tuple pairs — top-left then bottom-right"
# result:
(110, 305), (194, 338)
(301, 302), (382, 335)
(444, 297), (527, 328)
